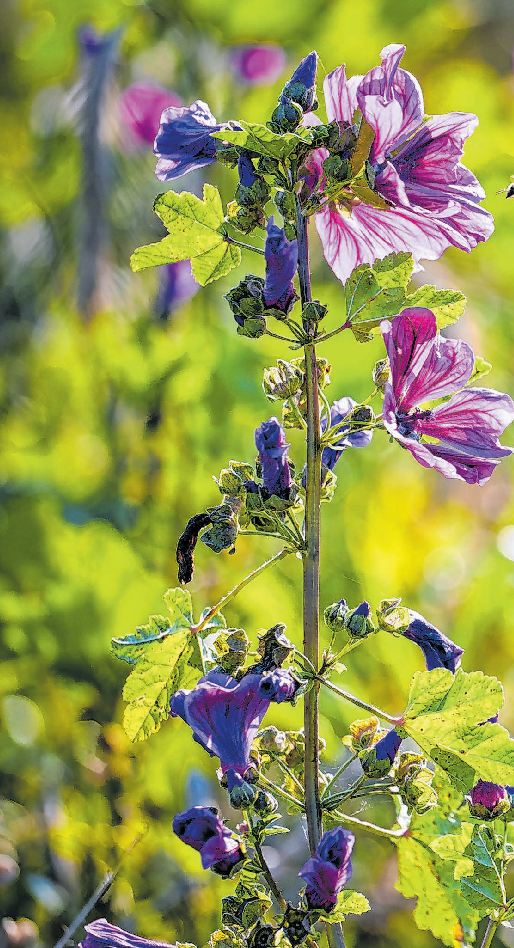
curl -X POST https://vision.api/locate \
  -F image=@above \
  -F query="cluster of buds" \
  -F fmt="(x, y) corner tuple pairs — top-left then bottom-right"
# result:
(324, 599), (376, 640)
(269, 52), (318, 134)
(394, 753), (437, 813)
(227, 154), (271, 233)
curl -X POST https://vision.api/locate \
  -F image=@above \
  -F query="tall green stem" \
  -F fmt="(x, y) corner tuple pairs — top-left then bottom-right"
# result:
(480, 918), (498, 948)
(296, 195), (346, 948)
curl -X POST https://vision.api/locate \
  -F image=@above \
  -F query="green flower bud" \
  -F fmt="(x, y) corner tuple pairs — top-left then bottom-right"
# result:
(323, 154), (351, 185)
(226, 200), (265, 234)
(215, 141), (241, 167)
(269, 99), (304, 134)
(323, 599), (349, 634)
(213, 628), (250, 675)
(263, 359), (304, 402)
(349, 404), (374, 428)
(302, 300), (328, 325)
(273, 189), (297, 222)
(344, 601), (375, 638)
(229, 774), (258, 809)
(255, 725), (289, 755)
(253, 789), (279, 814)
(225, 276), (267, 338)
(235, 178), (271, 209)
(372, 357), (391, 390)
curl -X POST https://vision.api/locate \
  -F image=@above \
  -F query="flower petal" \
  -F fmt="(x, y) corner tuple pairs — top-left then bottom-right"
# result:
(324, 66), (362, 123)
(357, 44), (424, 162)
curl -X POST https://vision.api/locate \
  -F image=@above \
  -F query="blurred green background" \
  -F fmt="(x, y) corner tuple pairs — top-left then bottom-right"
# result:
(2, 0), (514, 945)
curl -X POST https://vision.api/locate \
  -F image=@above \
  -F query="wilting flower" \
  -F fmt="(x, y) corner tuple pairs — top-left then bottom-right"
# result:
(170, 669), (290, 778)
(402, 610), (463, 673)
(154, 100), (227, 181)
(173, 805), (244, 874)
(299, 827), (355, 912)
(310, 44), (494, 283)
(229, 44), (286, 86)
(156, 261), (199, 317)
(256, 668), (299, 702)
(381, 308), (514, 485)
(467, 780), (511, 820)
(321, 396), (373, 470)
(120, 82), (182, 147)
(361, 728), (402, 777)
(79, 920), (176, 948)
(255, 417), (293, 498)
(264, 218), (298, 314)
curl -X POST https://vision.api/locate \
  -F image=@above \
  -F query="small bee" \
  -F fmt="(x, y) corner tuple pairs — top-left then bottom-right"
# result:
(497, 176), (514, 198)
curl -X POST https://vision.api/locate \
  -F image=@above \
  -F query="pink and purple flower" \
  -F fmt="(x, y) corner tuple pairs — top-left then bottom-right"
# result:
(321, 396), (374, 470)
(299, 827), (355, 912)
(229, 45), (286, 86)
(309, 44), (494, 283)
(381, 308), (514, 485)
(402, 610), (463, 673)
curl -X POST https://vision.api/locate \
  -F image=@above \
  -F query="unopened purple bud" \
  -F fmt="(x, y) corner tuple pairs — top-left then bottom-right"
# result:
(344, 601), (375, 639)
(281, 52), (318, 114)
(468, 780), (511, 820)
(403, 611), (464, 673)
(263, 217), (298, 315)
(324, 599), (349, 634)
(255, 417), (292, 498)
(258, 669), (298, 703)
(361, 728), (402, 777)
(238, 154), (259, 188)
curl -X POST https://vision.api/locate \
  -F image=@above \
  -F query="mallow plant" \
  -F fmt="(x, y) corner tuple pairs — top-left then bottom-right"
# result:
(67, 44), (514, 948)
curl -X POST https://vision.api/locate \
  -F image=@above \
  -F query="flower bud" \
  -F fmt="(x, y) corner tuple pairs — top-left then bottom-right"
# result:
(281, 905), (312, 946)
(372, 357), (390, 390)
(248, 922), (277, 948)
(360, 728), (402, 778)
(227, 770), (258, 809)
(467, 780), (511, 820)
(344, 601), (375, 638)
(394, 753), (437, 814)
(253, 789), (279, 814)
(323, 154), (351, 186)
(225, 276), (267, 337)
(281, 51), (318, 113)
(269, 99), (304, 134)
(342, 716), (381, 753)
(273, 188), (297, 222)
(213, 628), (250, 675)
(323, 599), (349, 634)
(255, 725), (289, 755)
(215, 140), (241, 167)
(226, 200), (265, 234)
(236, 155), (271, 208)
(263, 360), (303, 402)
(349, 404), (374, 429)
(201, 503), (239, 553)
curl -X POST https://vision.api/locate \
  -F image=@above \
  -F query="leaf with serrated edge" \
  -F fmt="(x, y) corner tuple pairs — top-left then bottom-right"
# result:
(403, 285), (467, 329)
(130, 184), (241, 285)
(316, 890), (370, 923)
(122, 631), (196, 741)
(403, 669), (514, 789)
(372, 252), (414, 288)
(163, 587), (193, 627)
(430, 823), (474, 880)
(212, 121), (312, 159)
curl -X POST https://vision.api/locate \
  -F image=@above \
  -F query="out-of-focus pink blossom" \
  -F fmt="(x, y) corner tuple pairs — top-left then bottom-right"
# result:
(120, 82), (182, 148)
(229, 45), (286, 86)
(310, 44), (494, 284)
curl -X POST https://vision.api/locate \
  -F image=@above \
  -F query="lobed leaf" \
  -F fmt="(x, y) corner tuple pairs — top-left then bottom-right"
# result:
(403, 285), (467, 328)
(130, 184), (241, 285)
(316, 889), (370, 923)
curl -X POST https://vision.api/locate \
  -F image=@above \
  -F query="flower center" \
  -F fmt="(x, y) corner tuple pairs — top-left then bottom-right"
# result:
(396, 408), (432, 439)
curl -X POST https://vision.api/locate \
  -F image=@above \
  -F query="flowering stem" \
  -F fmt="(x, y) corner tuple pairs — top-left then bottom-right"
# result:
(249, 824), (286, 911)
(53, 871), (115, 948)
(266, 328), (301, 343)
(315, 320), (352, 345)
(317, 675), (400, 724)
(191, 548), (291, 635)
(258, 772), (304, 810)
(319, 386), (332, 429)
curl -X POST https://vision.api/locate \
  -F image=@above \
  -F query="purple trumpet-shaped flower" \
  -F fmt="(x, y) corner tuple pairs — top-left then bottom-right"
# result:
(255, 417), (293, 498)
(299, 827), (355, 912)
(380, 307), (514, 485)
(120, 82), (182, 148)
(154, 100), (226, 181)
(229, 45), (286, 86)
(170, 670), (280, 778)
(468, 780), (511, 820)
(403, 610), (463, 673)
(321, 396), (374, 470)
(173, 805), (244, 875)
(308, 44), (494, 284)
(79, 920), (177, 948)
(264, 218), (298, 314)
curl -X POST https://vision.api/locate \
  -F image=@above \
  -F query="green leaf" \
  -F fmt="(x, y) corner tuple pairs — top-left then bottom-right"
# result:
(402, 285), (467, 329)
(372, 252), (414, 288)
(188, 609), (227, 673)
(316, 889), (370, 923)
(402, 669), (514, 790)
(211, 121), (312, 159)
(460, 826), (506, 913)
(467, 356), (492, 386)
(130, 184), (241, 286)
(112, 588), (192, 664)
(350, 120), (375, 176)
(122, 629), (196, 742)
(430, 822), (475, 879)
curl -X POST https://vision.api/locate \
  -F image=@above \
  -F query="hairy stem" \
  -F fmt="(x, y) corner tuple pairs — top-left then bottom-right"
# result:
(296, 194), (346, 948)
(480, 918), (498, 948)
(226, 236), (265, 255)
(332, 809), (407, 840)
(191, 548), (291, 635)
(317, 675), (400, 724)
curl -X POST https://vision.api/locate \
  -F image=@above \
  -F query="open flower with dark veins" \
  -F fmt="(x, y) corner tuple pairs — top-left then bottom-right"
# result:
(170, 669), (297, 780)
(381, 307), (514, 485)
(299, 827), (355, 912)
(309, 44), (494, 283)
